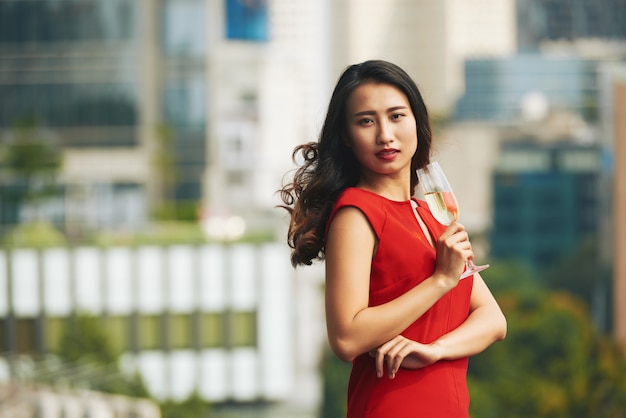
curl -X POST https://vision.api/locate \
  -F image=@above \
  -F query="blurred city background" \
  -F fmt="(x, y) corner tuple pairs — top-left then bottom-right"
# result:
(0, 0), (625, 417)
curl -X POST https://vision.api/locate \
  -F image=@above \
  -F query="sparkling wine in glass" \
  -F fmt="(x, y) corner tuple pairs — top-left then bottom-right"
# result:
(416, 161), (489, 279)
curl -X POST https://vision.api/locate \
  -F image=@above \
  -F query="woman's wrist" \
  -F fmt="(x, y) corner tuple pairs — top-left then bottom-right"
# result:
(430, 272), (458, 292)
(428, 339), (447, 362)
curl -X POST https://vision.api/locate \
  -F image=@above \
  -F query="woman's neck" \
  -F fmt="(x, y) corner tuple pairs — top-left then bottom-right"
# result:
(356, 175), (411, 202)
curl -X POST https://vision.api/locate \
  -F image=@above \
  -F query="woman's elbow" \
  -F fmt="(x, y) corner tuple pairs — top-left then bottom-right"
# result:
(495, 311), (507, 341)
(328, 337), (360, 363)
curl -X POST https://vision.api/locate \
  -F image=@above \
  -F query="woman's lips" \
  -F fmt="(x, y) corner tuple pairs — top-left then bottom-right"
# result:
(376, 149), (399, 161)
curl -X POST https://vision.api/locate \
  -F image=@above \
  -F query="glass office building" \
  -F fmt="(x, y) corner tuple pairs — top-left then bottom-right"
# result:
(160, 0), (208, 202)
(454, 55), (598, 122)
(517, 0), (626, 51)
(491, 141), (604, 271)
(0, 0), (210, 229)
(0, 0), (139, 146)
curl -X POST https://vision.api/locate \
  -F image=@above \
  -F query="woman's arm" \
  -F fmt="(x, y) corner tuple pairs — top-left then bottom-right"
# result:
(373, 272), (507, 378)
(431, 272), (507, 358)
(324, 206), (471, 362)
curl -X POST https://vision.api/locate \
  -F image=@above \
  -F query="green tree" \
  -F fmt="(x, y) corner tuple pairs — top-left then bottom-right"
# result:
(159, 392), (211, 418)
(54, 314), (214, 415)
(0, 220), (67, 248)
(152, 124), (183, 220)
(56, 314), (118, 365)
(0, 120), (63, 220)
(52, 314), (149, 398)
(469, 260), (626, 418)
(319, 348), (350, 418)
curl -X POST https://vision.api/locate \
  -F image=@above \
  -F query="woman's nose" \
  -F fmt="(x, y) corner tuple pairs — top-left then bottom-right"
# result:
(376, 121), (394, 144)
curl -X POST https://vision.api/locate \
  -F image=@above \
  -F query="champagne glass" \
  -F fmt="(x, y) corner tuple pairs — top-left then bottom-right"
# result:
(416, 161), (489, 279)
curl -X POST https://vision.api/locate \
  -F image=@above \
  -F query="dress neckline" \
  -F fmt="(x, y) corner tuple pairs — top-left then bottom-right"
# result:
(348, 186), (413, 204)
(411, 199), (437, 248)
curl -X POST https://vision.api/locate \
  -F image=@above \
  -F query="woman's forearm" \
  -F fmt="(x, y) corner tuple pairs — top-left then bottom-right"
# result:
(431, 300), (507, 360)
(327, 273), (456, 362)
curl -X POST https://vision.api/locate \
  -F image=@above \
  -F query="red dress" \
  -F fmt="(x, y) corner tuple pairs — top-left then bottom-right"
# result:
(327, 187), (474, 418)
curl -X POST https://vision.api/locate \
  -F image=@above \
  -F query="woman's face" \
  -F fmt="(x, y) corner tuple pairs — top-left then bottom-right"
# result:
(345, 82), (418, 184)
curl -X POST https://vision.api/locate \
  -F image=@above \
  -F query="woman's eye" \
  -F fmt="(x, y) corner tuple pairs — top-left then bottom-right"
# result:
(359, 118), (373, 126)
(391, 113), (404, 120)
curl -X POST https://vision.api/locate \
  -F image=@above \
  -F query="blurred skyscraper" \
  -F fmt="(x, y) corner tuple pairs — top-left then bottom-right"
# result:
(0, 0), (330, 238)
(517, 0), (626, 51)
(455, 55), (598, 122)
(491, 141), (604, 272)
(0, 0), (209, 233)
(0, 0), (523, 236)
(0, 1), (148, 233)
(448, 1), (626, 336)
(329, 0), (517, 113)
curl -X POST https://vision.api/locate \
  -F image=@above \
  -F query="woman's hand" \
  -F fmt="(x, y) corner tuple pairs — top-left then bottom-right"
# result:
(433, 222), (473, 285)
(369, 335), (442, 379)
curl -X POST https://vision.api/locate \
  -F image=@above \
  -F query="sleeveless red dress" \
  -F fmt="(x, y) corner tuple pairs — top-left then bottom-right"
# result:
(327, 187), (474, 418)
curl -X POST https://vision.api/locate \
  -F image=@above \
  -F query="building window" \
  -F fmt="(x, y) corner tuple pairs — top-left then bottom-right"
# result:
(104, 316), (128, 352)
(225, 0), (268, 42)
(161, 79), (206, 129)
(169, 314), (192, 349)
(45, 317), (66, 352)
(139, 315), (160, 350)
(231, 311), (256, 348)
(200, 312), (223, 348)
(0, 83), (138, 139)
(0, 0), (136, 43)
(161, 0), (207, 57)
(16, 317), (36, 355)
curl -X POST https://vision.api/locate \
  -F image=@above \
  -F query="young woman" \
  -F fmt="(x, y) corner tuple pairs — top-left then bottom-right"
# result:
(279, 60), (506, 417)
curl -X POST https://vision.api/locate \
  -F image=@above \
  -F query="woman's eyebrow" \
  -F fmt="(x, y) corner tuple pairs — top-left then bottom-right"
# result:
(352, 105), (409, 117)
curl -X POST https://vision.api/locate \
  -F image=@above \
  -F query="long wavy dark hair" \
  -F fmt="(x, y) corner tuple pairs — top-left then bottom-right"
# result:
(279, 60), (433, 267)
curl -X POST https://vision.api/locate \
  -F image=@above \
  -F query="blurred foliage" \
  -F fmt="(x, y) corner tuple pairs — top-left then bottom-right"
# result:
(319, 259), (626, 418)
(0, 220), (67, 248)
(53, 314), (213, 415)
(152, 200), (199, 222)
(543, 236), (612, 332)
(470, 260), (626, 418)
(581, 97), (599, 122)
(0, 220), (276, 248)
(234, 228), (276, 244)
(51, 314), (149, 398)
(319, 348), (350, 418)
(152, 124), (180, 221)
(88, 221), (276, 246)
(544, 236), (598, 300)
(160, 392), (211, 418)
(56, 314), (119, 365)
(0, 120), (63, 210)
(91, 221), (207, 246)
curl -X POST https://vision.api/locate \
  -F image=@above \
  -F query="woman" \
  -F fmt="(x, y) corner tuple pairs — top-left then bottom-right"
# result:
(279, 60), (506, 417)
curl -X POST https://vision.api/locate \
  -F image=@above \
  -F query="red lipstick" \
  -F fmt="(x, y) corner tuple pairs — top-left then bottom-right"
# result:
(376, 148), (399, 161)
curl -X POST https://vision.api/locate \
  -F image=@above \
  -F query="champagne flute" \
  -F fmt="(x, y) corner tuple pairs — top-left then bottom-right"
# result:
(416, 161), (489, 279)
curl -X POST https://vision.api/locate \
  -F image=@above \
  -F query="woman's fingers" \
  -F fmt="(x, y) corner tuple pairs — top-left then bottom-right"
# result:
(372, 336), (423, 379)
(372, 336), (401, 378)
(436, 222), (475, 279)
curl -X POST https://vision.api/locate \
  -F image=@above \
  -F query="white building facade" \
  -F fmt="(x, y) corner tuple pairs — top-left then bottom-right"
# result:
(0, 243), (325, 415)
